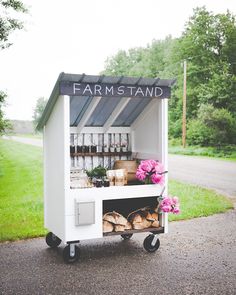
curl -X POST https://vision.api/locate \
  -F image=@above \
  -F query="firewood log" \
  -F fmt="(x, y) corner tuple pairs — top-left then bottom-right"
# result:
(132, 218), (152, 229)
(145, 211), (155, 221)
(103, 211), (127, 225)
(150, 212), (158, 221)
(103, 220), (114, 233)
(152, 220), (160, 228)
(103, 212), (116, 224)
(114, 224), (126, 232)
(125, 221), (132, 230)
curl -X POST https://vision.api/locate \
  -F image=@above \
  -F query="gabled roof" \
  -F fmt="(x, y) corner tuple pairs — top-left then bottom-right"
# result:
(37, 72), (176, 130)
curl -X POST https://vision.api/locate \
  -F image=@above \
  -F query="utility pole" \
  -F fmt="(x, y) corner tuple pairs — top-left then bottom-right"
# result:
(182, 60), (187, 148)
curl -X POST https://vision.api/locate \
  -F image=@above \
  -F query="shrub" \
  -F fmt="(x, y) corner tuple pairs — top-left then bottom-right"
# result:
(187, 104), (236, 146)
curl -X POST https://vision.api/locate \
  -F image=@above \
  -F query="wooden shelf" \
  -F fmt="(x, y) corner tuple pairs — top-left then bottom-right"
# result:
(103, 226), (164, 237)
(70, 151), (132, 157)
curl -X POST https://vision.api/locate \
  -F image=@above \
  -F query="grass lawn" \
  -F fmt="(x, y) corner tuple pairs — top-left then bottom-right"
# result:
(0, 138), (234, 242)
(11, 132), (42, 139)
(0, 139), (46, 241)
(169, 144), (236, 161)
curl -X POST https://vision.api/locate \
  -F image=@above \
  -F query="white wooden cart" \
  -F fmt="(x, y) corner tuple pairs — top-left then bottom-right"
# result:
(37, 73), (175, 263)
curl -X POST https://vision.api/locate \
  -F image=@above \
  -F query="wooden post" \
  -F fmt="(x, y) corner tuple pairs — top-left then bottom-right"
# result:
(182, 60), (187, 148)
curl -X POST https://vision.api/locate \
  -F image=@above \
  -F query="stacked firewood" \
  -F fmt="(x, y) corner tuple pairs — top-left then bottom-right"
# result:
(127, 207), (159, 229)
(103, 207), (159, 233)
(103, 211), (132, 233)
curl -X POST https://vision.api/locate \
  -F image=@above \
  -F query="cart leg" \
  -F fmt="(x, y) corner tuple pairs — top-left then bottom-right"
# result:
(151, 234), (159, 247)
(63, 242), (80, 263)
(69, 243), (75, 257)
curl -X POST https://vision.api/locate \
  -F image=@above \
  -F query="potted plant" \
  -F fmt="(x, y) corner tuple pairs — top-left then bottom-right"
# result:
(121, 141), (128, 152)
(103, 144), (109, 153)
(86, 165), (107, 181)
(109, 143), (115, 152)
(115, 143), (121, 153)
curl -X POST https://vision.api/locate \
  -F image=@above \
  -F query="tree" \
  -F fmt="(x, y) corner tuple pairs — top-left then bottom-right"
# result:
(0, 0), (27, 133)
(0, 91), (12, 134)
(174, 7), (236, 117)
(0, 0), (28, 49)
(32, 97), (48, 128)
(102, 7), (236, 145)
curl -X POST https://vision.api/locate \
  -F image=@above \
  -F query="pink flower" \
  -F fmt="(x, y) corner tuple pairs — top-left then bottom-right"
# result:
(139, 160), (153, 173)
(172, 206), (180, 214)
(160, 196), (180, 214)
(136, 168), (146, 180)
(151, 173), (165, 185)
(136, 159), (165, 184)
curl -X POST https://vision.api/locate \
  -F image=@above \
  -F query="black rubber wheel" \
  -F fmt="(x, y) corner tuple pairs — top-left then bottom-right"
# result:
(63, 245), (80, 263)
(46, 232), (61, 248)
(121, 234), (133, 240)
(143, 234), (160, 253)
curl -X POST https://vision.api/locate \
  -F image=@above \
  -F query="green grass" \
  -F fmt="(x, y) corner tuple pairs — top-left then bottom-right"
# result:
(0, 139), (234, 242)
(12, 132), (42, 139)
(168, 180), (233, 221)
(0, 139), (46, 241)
(169, 144), (236, 161)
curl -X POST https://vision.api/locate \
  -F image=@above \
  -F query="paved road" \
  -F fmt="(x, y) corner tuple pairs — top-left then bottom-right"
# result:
(1, 210), (236, 295)
(169, 154), (236, 204)
(2, 135), (43, 147)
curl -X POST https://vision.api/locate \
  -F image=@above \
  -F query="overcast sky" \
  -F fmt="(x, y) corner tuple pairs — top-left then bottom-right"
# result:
(1, 0), (236, 120)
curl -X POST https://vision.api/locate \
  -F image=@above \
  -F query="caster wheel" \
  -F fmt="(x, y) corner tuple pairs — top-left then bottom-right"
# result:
(63, 245), (80, 263)
(121, 234), (133, 240)
(143, 234), (160, 253)
(46, 232), (61, 248)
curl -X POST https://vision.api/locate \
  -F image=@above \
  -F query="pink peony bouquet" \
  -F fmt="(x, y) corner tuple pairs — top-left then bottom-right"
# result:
(159, 196), (180, 214)
(136, 159), (166, 185)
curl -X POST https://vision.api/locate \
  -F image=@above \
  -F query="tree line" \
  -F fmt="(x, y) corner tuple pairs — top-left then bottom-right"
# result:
(102, 7), (236, 147)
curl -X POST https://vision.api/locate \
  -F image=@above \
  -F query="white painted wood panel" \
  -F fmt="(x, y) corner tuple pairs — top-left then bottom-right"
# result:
(44, 95), (70, 241)
(65, 198), (103, 241)
(66, 184), (164, 216)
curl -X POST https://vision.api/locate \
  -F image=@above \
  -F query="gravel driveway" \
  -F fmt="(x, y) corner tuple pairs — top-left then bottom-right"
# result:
(1, 210), (236, 295)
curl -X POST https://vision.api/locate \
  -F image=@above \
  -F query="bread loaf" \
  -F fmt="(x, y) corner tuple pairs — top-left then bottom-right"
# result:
(103, 220), (114, 233)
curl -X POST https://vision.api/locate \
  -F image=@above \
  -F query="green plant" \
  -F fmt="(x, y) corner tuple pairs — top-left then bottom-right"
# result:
(86, 165), (107, 178)
(187, 104), (236, 146)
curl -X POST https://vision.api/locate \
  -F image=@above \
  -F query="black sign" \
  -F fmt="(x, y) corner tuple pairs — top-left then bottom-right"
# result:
(60, 81), (171, 99)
